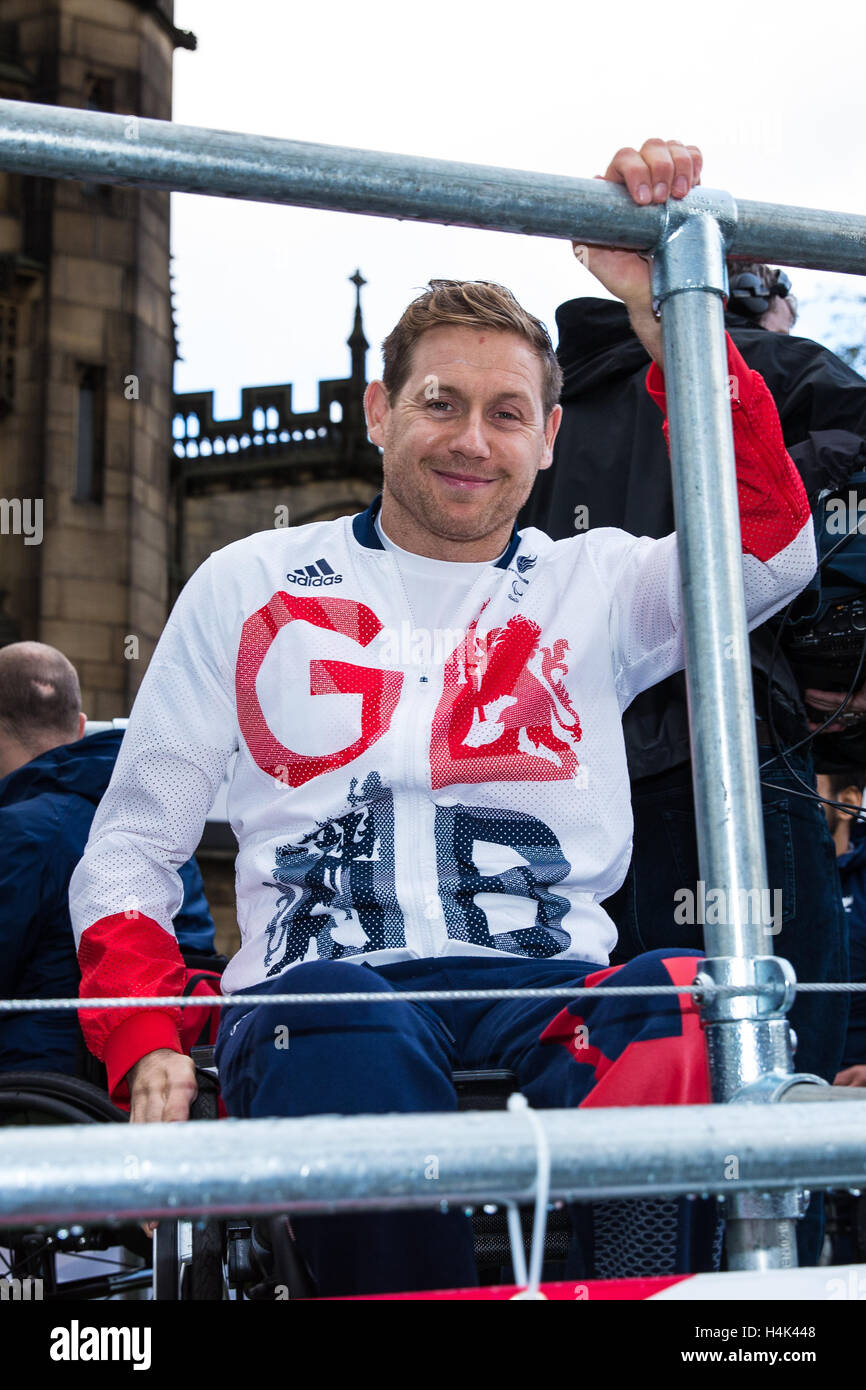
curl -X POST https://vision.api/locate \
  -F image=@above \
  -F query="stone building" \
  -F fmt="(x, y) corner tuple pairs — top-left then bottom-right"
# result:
(0, 0), (195, 714)
(0, 1), (382, 954)
(171, 270), (381, 599)
(0, 0), (381, 711)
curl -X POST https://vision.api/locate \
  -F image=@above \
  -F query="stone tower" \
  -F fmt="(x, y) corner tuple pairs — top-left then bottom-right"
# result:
(0, 0), (194, 715)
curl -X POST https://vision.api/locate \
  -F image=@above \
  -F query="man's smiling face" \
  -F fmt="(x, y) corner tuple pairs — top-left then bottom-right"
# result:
(366, 324), (561, 560)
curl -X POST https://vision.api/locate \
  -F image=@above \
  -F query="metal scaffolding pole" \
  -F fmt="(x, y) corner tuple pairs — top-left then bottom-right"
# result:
(0, 99), (863, 272)
(0, 1102), (865, 1228)
(649, 193), (814, 1270)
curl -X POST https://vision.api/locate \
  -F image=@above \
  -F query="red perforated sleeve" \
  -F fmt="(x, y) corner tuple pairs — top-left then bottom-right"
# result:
(645, 334), (811, 562)
(77, 912), (187, 1099)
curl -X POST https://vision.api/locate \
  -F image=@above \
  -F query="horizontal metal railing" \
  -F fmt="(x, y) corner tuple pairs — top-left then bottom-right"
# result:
(0, 1102), (865, 1227)
(0, 99), (863, 273)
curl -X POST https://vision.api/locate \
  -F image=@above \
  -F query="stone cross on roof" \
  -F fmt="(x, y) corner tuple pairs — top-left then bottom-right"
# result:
(348, 268), (368, 378)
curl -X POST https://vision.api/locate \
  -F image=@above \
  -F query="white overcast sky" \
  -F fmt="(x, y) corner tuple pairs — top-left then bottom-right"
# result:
(170, 0), (865, 419)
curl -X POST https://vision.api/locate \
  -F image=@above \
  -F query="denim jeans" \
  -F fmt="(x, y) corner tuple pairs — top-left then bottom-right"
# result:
(603, 746), (849, 1265)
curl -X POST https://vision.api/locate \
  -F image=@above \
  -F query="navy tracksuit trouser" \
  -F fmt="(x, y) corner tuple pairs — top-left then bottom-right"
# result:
(215, 950), (718, 1297)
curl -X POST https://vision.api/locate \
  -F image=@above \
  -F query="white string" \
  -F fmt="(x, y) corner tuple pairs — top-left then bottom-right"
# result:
(506, 1093), (550, 1301)
(503, 1200), (528, 1290)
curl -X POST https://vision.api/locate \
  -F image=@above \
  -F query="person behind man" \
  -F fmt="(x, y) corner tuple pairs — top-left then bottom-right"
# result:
(521, 251), (866, 1266)
(815, 766), (866, 1086)
(727, 261), (799, 334)
(70, 139), (818, 1297)
(0, 641), (216, 1075)
(522, 249), (866, 1086)
(815, 764), (866, 1261)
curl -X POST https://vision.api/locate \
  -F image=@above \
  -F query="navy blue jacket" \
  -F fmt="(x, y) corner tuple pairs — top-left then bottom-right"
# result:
(837, 821), (866, 1069)
(0, 728), (215, 1074)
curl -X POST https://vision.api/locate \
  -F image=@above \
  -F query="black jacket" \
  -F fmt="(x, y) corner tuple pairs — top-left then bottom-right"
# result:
(521, 299), (866, 782)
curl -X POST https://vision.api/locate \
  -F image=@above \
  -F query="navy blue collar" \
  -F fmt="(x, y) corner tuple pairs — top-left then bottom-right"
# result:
(351, 493), (386, 550)
(352, 493), (520, 570)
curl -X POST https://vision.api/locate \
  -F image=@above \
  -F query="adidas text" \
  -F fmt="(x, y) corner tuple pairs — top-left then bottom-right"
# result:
(286, 558), (342, 586)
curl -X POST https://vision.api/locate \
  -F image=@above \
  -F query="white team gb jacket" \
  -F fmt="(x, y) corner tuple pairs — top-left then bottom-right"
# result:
(69, 338), (816, 1091)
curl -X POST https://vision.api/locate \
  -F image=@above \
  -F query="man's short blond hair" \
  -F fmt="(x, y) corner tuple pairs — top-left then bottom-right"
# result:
(382, 279), (563, 418)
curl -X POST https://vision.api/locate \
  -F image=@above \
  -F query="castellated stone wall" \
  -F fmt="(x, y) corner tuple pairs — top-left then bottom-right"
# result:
(182, 482), (379, 577)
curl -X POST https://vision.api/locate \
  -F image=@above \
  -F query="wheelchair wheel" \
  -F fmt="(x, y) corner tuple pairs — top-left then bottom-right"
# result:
(0, 1069), (130, 1124)
(153, 1217), (225, 1301)
(184, 1220), (225, 1300)
(152, 1069), (226, 1301)
(0, 1070), (152, 1298)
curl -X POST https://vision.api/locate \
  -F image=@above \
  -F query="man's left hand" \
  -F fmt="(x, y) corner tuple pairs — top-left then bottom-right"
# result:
(573, 139), (703, 362)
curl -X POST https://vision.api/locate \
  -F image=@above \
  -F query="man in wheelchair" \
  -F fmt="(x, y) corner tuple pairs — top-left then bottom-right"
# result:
(69, 138), (818, 1297)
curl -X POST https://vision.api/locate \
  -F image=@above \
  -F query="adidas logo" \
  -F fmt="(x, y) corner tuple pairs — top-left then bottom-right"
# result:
(286, 557), (343, 587)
